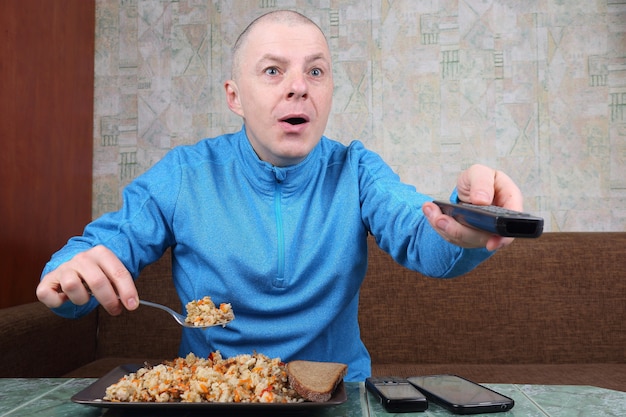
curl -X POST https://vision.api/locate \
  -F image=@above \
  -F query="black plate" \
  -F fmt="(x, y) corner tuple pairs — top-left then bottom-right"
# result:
(72, 364), (347, 410)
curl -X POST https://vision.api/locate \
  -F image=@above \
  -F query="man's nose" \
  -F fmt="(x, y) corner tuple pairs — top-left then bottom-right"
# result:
(287, 72), (308, 99)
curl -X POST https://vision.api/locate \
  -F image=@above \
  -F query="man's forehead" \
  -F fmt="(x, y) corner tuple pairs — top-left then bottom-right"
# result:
(244, 19), (329, 53)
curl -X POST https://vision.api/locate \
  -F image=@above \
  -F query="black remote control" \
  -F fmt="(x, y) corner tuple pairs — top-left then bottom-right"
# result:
(433, 201), (544, 238)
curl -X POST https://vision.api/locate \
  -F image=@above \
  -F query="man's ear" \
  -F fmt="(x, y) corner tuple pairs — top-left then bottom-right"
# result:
(224, 80), (244, 117)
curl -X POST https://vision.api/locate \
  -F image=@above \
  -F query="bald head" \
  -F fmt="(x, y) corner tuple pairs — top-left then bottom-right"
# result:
(231, 10), (328, 80)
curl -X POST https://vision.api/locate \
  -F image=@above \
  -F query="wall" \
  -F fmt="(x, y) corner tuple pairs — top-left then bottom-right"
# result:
(93, 0), (626, 231)
(0, 0), (94, 308)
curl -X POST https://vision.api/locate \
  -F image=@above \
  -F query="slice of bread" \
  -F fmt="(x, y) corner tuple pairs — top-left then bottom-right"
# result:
(286, 360), (348, 402)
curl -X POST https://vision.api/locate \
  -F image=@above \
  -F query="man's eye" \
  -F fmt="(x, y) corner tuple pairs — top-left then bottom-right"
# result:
(265, 67), (279, 76)
(310, 68), (322, 77)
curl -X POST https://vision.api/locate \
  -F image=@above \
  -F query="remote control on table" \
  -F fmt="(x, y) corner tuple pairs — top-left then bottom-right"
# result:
(433, 201), (544, 238)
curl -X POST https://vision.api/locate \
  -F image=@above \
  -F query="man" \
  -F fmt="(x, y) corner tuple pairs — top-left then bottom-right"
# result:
(37, 10), (522, 381)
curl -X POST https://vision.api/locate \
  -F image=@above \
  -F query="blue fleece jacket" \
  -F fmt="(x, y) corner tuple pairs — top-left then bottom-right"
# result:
(42, 127), (492, 381)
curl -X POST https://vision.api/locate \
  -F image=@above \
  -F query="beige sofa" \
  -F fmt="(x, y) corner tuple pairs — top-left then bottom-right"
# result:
(1, 233), (624, 391)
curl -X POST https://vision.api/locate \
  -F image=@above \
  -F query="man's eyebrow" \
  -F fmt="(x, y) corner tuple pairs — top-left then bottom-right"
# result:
(257, 54), (289, 66)
(303, 53), (329, 63)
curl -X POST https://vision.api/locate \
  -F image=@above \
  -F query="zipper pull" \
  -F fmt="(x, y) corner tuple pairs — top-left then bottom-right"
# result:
(273, 167), (287, 183)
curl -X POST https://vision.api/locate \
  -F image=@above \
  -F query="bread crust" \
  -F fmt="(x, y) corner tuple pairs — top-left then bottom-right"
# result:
(286, 360), (348, 402)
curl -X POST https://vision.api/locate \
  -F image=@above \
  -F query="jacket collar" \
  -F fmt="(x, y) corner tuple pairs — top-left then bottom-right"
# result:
(234, 126), (322, 196)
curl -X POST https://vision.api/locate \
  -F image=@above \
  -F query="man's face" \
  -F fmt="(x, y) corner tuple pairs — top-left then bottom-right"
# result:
(225, 20), (334, 167)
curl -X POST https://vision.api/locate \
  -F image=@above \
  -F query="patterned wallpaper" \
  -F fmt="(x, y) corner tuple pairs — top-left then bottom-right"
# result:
(93, 0), (626, 231)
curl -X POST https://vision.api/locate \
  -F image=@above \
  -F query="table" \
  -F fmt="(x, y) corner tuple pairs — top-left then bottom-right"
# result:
(1, 379), (625, 416)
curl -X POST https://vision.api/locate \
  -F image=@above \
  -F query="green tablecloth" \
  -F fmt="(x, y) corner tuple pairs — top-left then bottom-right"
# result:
(1, 378), (624, 416)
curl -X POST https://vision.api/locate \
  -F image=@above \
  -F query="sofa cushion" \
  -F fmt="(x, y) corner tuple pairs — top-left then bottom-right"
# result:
(359, 233), (626, 366)
(96, 249), (181, 360)
(63, 357), (169, 378)
(0, 302), (97, 377)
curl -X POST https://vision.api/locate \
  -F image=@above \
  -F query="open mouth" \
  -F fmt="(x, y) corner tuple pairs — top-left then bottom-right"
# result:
(283, 117), (307, 125)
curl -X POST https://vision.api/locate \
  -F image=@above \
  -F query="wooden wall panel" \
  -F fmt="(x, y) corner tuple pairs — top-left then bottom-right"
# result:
(0, 0), (94, 308)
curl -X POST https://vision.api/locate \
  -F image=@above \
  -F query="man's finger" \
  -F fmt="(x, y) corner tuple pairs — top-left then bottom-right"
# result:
(35, 277), (69, 308)
(94, 246), (138, 312)
(456, 164), (492, 204)
(491, 170), (524, 211)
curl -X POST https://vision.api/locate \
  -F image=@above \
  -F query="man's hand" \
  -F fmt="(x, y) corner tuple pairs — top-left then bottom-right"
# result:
(36, 245), (139, 315)
(422, 164), (523, 251)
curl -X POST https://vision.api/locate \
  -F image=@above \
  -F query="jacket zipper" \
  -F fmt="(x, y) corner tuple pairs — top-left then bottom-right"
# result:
(273, 177), (285, 288)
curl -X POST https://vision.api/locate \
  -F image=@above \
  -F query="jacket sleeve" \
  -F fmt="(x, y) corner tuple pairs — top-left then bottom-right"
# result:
(352, 141), (493, 278)
(41, 151), (182, 318)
